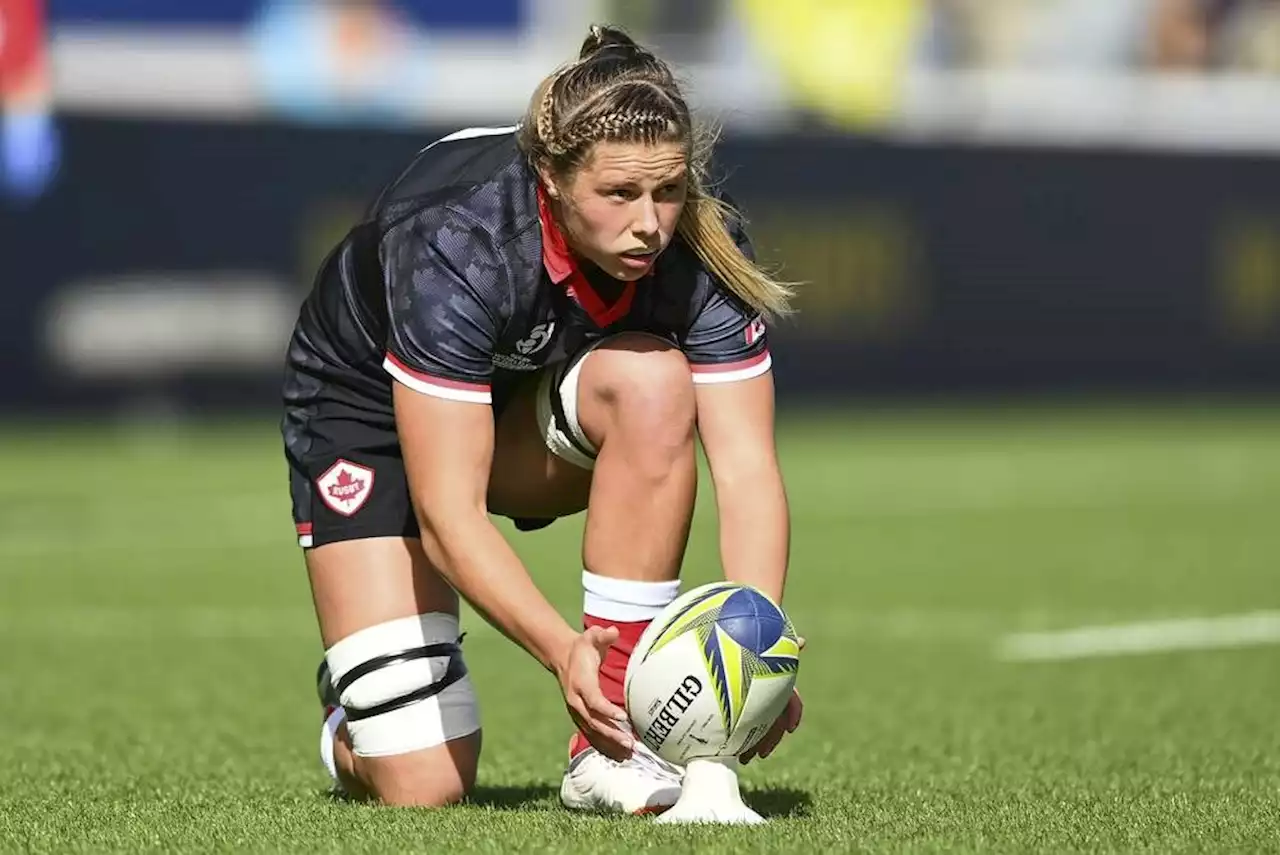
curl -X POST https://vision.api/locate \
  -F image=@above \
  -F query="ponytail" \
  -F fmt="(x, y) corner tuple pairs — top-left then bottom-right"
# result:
(679, 181), (795, 319)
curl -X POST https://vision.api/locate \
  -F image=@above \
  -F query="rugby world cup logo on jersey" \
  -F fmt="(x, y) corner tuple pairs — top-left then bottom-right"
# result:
(494, 322), (557, 370)
(316, 459), (375, 517)
(516, 322), (556, 355)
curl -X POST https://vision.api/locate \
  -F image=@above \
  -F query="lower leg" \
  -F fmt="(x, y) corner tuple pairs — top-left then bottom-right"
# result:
(577, 346), (698, 586)
(571, 340), (699, 737)
(325, 716), (481, 806)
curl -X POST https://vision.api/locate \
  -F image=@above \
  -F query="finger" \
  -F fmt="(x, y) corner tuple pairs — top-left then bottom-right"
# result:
(567, 696), (633, 760)
(580, 706), (635, 760)
(580, 675), (629, 724)
(787, 694), (804, 732)
(585, 721), (632, 761)
(797, 636), (807, 651)
(754, 721), (785, 760)
(585, 625), (620, 653)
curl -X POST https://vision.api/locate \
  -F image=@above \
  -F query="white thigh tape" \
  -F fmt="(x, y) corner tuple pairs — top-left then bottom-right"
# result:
(324, 613), (480, 757)
(536, 356), (598, 471)
(536, 332), (679, 472)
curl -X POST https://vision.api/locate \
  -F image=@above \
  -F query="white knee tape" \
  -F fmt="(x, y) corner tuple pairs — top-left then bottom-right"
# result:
(320, 706), (344, 785)
(324, 613), (480, 758)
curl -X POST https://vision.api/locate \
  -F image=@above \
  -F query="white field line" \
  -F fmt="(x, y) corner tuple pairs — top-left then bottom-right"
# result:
(997, 611), (1280, 662)
(0, 606), (1000, 642)
(7, 605), (1277, 653)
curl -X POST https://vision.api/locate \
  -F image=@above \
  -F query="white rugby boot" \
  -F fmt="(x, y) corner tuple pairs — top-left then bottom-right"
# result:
(559, 734), (684, 815)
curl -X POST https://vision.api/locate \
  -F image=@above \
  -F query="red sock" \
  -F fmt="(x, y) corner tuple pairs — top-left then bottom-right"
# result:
(570, 615), (650, 758)
(571, 572), (680, 758)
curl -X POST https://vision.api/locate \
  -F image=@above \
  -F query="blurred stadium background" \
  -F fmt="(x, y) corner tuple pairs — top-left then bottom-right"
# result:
(3, 2), (1279, 851)
(4, 0), (1280, 409)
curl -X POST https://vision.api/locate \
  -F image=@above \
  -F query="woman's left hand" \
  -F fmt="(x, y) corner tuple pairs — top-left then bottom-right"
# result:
(739, 636), (805, 765)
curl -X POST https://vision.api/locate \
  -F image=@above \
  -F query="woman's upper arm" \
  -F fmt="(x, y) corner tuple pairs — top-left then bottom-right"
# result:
(694, 370), (779, 479)
(380, 210), (509, 522)
(393, 383), (494, 524)
(380, 210), (509, 402)
(681, 228), (776, 469)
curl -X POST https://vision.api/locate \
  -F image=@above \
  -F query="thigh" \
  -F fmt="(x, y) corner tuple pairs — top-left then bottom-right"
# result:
(288, 411), (456, 641)
(486, 372), (594, 519)
(286, 405), (419, 552)
(307, 536), (458, 648)
(483, 333), (678, 521)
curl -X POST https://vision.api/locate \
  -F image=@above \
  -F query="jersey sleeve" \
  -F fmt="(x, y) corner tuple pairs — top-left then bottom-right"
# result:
(680, 212), (772, 385)
(380, 211), (510, 404)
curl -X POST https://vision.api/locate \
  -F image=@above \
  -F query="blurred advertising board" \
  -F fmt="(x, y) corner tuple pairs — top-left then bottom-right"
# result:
(3, 116), (1279, 414)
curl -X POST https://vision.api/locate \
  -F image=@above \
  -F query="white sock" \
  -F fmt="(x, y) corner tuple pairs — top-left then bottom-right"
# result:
(582, 571), (680, 622)
(320, 706), (346, 789)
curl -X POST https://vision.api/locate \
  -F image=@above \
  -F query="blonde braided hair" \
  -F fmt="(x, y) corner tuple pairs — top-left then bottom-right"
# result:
(517, 25), (795, 318)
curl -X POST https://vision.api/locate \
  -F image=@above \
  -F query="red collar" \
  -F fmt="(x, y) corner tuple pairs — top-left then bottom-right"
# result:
(537, 184), (635, 327)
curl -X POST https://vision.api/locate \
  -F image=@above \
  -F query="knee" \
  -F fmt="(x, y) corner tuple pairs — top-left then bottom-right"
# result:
(356, 731), (481, 808)
(580, 335), (696, 455)
(372, 774), (470, 809)
(325, 612), (483, 808)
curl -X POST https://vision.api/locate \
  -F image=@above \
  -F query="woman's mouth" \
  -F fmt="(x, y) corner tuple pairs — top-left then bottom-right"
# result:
(619, 249), (658, 270)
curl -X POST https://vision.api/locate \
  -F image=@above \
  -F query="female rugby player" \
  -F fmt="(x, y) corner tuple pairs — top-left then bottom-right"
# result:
(281, 25), (801, 814)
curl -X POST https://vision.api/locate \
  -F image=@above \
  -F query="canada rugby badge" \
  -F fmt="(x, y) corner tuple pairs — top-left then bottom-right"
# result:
(316, 459), (375, 517)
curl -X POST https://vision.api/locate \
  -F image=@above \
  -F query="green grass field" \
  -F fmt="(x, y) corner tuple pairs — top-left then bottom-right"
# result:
(2, 404), (1279, 853)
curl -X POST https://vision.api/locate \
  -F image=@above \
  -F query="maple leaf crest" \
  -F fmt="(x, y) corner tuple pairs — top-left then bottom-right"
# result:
(327, 468), (366, 504)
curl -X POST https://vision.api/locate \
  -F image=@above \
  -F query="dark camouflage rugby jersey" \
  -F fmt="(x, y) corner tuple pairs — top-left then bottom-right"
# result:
(282, 126), (770, 430)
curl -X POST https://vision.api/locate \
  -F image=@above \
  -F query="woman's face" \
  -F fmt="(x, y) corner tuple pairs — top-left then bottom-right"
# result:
(546, 140), (688, 281)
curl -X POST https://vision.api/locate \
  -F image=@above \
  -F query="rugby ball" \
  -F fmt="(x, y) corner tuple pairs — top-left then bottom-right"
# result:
(625, 582), (801, 765)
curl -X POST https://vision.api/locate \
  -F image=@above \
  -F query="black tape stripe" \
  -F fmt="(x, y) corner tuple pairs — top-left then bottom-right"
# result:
(334, 642), (468, 723)
(333, 642), (460, 695)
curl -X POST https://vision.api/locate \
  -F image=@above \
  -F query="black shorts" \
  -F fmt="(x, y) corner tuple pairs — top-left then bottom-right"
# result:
(284, 388), (553, 550)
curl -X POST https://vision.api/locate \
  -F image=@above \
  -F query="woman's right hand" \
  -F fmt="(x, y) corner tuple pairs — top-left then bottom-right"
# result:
(555, 625), (635, 761)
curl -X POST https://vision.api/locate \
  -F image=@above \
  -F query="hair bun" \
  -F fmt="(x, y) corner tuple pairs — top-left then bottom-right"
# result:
(579, 24), (641, 60)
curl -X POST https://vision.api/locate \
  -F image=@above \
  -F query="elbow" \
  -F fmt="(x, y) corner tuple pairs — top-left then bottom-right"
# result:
(711, 454), (784, 493)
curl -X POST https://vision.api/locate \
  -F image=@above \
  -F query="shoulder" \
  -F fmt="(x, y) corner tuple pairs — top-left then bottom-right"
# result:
(372, 126), (542, 257)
